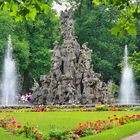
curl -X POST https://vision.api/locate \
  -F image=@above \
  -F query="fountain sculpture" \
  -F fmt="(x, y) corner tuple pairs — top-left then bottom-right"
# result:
(119, 45), (136, 105)
(1, 35), (18, 106)
(32, 9), (109, 105)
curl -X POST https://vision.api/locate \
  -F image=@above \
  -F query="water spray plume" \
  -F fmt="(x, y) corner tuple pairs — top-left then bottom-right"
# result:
(119, 45), (136, 105)
(1, 35), (18, 106)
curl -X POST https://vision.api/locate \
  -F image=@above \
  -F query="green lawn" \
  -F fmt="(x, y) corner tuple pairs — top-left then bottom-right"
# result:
(80, 121), (140, 140)
(1, 111), (140, 140)
(0, 128), (27, 140)
(2, 111), (140, 132)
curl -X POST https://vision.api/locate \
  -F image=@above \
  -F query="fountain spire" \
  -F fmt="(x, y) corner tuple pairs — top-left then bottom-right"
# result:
(1, 35), (18, 106)
(119, 45), (136, 105)
(124, 45), (128, 66)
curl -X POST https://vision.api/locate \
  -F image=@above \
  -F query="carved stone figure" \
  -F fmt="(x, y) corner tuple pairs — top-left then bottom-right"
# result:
(31, 8), (109, 105)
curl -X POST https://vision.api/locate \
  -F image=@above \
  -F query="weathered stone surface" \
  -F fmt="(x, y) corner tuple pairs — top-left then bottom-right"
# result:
(32, 8), (109, 105)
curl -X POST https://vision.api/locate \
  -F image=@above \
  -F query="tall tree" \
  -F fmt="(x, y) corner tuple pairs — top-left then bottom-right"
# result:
(73, 3), (137, 83)
(0, 7), (61, 92)
(14, 11), (61, 92)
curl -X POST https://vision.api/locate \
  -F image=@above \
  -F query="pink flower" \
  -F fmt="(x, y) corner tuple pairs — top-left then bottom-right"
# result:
(11, 118), (16, 124)
(11, 129), (16, 134)
(73, 134), (80, 138)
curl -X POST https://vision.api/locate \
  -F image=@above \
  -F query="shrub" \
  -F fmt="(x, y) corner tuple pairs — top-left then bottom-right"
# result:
(95, 105), (108, 111)
(130, 106), (140, 111)
(48, 128), (68, 140)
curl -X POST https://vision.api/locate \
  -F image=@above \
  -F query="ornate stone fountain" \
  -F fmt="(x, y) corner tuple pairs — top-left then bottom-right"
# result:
(32, 9), (109, 105)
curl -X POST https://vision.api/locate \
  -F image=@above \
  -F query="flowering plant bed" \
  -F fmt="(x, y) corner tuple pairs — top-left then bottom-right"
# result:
(0, 115), (47, 139)
(1, 113), (140, 140)
(0, 105), (137, 112)
(71, 114), (140, 138)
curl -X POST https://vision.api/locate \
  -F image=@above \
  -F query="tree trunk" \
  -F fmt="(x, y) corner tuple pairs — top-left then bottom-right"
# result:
(78, 0), (83, 16)
(87, 0), (93, 9)
(21, 69), (33, 93)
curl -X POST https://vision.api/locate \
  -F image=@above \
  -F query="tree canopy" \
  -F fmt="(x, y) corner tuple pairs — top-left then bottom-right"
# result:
(72, 0), (140, 93)
(0, 0), (56, 21)
(0, 0), (140, 95)
(73, 3), (138, 83)
(0, 1), (61, 92)
(92, 0), (140, 36)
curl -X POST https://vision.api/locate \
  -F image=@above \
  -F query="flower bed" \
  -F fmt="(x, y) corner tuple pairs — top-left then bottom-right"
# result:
(0, 106), (132, 112)
(0, 113), (140, 140)
(70, 114), (140, 138)
(0, 115), (46, 140)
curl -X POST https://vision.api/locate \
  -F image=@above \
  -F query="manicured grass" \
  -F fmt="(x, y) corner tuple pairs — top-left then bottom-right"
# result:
(1, 111), (140, 139)
(79, 121), (140, 140)
(1, 111), (140, 132)
(0, 128), (27, 140)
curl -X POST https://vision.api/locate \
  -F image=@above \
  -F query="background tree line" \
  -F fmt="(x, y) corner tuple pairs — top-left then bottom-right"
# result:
(0, 0), (140, 97)
(0, 1), (61, 93)
(73, 1), (140, 94)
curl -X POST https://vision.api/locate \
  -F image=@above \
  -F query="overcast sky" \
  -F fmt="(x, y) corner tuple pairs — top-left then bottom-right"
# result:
(53, 1), (71, 15)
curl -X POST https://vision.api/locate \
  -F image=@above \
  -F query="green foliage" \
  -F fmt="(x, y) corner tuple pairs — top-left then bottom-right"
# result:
(107, 80), (119, 97)
(95, 105), (109, 111)
(0, 128), (27, 140)
(12, 38), (30, 74)
(129, 51), (140, 91)
(0, 0), (139, 92)
(49, 127), (68, 140)
(0, 0), (51, 22)
(0, 12), (29, 89)
(73, 3), (138, 84)
(0, 5), (60, 91)
(80, 121), (140, 140)
(3, 111), (140, 132)
(92, 0), (140, 36)
(15, 11), (60, 80)
(111, 82), (119, 95)
(130, 51), (140, 79)
(74, 4), (124, 82)
(130, 106), (140, 111)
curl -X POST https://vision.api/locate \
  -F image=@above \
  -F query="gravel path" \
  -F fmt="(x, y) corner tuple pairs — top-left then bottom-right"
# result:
(122, 132), (140, 140)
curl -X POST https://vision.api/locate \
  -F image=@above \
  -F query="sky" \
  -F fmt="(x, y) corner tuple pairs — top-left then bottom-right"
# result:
(52, 1), (71, 15)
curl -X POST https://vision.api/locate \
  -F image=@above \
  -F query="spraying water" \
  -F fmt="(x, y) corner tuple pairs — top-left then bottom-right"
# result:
(1, 35), (18, 106)
(119, 45), (136, 105)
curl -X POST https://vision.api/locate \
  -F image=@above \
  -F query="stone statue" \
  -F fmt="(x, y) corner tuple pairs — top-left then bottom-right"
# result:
(31, 8), (109, 105)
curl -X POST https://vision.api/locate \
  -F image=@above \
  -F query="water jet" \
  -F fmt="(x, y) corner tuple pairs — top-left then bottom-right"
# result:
(119, 45), (136, 105)
(1, 35), (18, 106)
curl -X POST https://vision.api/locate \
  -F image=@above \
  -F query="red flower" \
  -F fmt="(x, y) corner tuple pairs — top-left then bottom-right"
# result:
(17, 125), (21, 128)
(4, 125), (7, 129)
(79, 124), (84, 130)
(119, 121), (124, 125)
(22, 130), (26, 133)
(89, 122), (94, 127)
(105, 125), (109, 129)
(110, 119), (114, 123)
(136, 114), (140, 118)
(108, 116), (111, 119)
